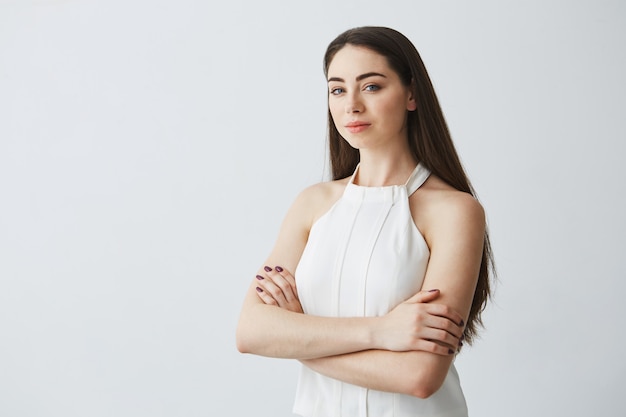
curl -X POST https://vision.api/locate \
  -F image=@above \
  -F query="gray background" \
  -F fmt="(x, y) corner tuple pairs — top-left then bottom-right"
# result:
(1, 0), (625, 416)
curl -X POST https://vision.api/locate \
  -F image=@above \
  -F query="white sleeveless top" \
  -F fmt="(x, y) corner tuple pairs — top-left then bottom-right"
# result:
(293, 163), (468, 417)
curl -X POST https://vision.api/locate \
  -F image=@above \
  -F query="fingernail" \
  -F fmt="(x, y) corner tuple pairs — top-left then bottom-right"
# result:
(256, 287), (263, 292)
(459, 319), (465, 327)
(448, 349), (454, 354)
(428, 289), (439, 293)
(255, 275), (264, 280)
(459, 341), (464, 348)
(275, 266), (283, 272)
(264, 266), (272, 272)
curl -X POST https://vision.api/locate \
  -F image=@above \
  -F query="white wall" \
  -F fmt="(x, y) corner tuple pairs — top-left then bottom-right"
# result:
(1, 1), (624, 416)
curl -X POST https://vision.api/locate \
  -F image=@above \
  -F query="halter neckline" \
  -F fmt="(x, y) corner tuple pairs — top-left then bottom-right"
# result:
(347, 163), (430, 196)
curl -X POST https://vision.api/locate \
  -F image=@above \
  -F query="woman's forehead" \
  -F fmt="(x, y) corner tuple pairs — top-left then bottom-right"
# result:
(327, 45), (392, 80)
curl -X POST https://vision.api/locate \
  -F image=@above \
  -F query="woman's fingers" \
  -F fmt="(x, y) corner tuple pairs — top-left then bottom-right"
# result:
(422, 310), (464, 339)
(276, 266), (298, 298)
(423, 303), (465, 330)
(271, 266), (298, 301)
(412, 339), (458, 356)
(418, 325), (461, 350)
(379, 297), (464, 353)
(254, 285), (278, 306)
(405, 289), (465, 328)
(254, 265), (303, 313)
(405, 288), (440, 304)
(255, 275), (287, 306)
(263, 266), (297, 303)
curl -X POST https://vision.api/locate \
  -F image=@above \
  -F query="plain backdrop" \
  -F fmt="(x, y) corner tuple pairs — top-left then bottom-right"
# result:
(1, 1), (625, 416)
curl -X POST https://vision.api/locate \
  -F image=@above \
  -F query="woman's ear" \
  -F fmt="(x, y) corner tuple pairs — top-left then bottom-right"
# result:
(407, 97), (417, 111)
(407, 81), (417, 111)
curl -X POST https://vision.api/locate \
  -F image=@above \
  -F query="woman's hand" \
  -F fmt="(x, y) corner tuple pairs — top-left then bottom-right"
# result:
(254, 266), (304, 314)
(374, 289), (464, 355)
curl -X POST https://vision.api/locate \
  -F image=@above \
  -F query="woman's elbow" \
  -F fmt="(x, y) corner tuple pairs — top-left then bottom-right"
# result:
(235, 303), (267, 354)
(235, 320), (258, 354)
(409, 381), (441, 399)
(235, 331), (249, 354)
(404, 366), (447, 399)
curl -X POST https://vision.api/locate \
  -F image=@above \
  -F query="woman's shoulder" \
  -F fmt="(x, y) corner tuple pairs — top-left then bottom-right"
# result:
(421, 175), (482, 209)
(292, 178), (350, 228)
(300, 177), (349, 200)
(411, 175), (485, 238)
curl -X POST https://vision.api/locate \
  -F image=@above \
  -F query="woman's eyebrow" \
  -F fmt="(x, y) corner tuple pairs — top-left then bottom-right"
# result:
(327, 72), (387, 83)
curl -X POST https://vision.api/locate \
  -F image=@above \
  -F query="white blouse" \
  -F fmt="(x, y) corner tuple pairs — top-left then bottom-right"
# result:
(293, 163), (468, 417)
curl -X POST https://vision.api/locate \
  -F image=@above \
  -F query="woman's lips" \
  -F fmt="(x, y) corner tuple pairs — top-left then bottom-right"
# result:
(345, 122), (371, 133)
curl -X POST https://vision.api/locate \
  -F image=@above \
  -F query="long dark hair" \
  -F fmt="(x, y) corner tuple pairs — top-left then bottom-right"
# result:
(323, 26), (495, 345)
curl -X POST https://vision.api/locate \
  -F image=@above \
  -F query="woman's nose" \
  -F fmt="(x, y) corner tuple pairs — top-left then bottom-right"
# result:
(345, 93), (363, 113)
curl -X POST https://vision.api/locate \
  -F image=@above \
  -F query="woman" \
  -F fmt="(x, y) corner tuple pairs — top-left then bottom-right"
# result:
(236, 26), (494, 417)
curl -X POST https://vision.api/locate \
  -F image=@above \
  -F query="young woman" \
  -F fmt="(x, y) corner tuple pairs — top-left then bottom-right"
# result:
(236, 26), (494, 417)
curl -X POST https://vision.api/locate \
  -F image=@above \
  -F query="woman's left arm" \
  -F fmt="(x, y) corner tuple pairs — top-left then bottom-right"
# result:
(300, 192), (486, 398)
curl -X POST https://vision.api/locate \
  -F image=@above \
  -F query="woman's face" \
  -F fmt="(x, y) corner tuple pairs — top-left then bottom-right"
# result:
(326, 45), (416, 152)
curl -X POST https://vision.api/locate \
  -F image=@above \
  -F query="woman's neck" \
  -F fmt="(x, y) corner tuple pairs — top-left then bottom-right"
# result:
(354, 153), (418, 187)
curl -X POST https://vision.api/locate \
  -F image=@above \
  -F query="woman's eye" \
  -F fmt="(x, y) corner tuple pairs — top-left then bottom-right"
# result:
(364, 84), (380, 92)
(330, 87), (345, 95)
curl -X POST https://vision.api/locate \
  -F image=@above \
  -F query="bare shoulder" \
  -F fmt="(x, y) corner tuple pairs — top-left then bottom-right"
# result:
(265, 177), (349, 272)
(292, 177), (349, 230)
(411, 175), (485, 243)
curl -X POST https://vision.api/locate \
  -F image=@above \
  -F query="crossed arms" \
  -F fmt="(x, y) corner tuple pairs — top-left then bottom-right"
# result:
(236, 181), (485, 398)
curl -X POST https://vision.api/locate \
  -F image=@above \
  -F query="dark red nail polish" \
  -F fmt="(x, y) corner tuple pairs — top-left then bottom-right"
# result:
(459, 319), (465, 327)
(448, 349), (454, 354)
(256, 275), (264, 280)
(275, 266), (283, 272)
(264, 266), (272, 272)
(256, 287), (263, 292)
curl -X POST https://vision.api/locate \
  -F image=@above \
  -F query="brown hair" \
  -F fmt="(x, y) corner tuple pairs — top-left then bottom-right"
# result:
(323, 26), (495, 345)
